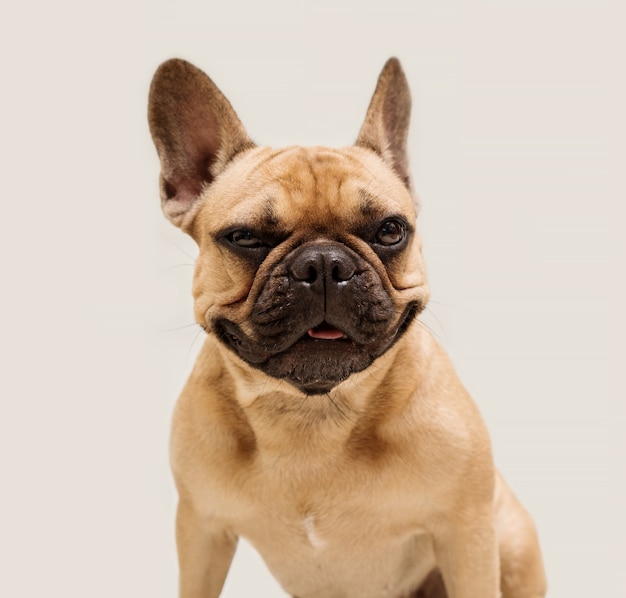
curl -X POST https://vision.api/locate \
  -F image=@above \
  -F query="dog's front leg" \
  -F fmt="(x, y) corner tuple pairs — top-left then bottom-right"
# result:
(433, 518), (500, 598)
(176, 500), (237, 598)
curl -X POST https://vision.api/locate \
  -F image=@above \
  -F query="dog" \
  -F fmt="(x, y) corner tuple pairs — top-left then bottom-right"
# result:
(148, 57), (547, 598)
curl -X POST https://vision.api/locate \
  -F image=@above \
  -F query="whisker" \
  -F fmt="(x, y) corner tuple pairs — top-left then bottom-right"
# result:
(424, 298), (448, 307)
(162, 321), (200, 333)
(419, 304), (446, 341)
(325, 392), (349, 420)
(163, 263), (195, 272)
(166, 238), (198, 264)
(416, 317), (442, 342)
(186, 326), (206, 361)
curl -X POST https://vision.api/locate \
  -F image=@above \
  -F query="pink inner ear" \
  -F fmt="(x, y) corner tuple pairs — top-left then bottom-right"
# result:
(161, 174), (204, 208)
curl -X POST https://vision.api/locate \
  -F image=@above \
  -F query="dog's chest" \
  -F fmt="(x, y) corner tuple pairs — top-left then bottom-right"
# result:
(239, 510), (434, 598)
(242, 506), (435, 598)
(224, 458), (436, 598)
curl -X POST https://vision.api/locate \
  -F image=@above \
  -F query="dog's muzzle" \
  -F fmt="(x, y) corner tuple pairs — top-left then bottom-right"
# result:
(215, 242), (420, 394)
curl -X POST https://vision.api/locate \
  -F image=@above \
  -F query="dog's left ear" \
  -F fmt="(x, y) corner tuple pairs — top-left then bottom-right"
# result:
(356, 58), (412, 191)
(148, 59), (255, 229)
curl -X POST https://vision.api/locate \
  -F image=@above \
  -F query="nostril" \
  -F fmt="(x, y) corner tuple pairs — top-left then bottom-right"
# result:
(289, 257), (321, 284)
(331, 261), (356, 282)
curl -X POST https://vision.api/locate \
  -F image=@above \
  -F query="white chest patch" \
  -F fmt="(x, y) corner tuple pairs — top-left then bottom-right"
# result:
(303, 515), (327, 550)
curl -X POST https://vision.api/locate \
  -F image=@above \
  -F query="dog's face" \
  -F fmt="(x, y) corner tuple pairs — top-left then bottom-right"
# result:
(149, 59), (429, 394)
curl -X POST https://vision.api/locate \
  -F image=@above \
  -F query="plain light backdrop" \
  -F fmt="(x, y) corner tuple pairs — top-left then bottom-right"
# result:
(0, 1), (622, 596)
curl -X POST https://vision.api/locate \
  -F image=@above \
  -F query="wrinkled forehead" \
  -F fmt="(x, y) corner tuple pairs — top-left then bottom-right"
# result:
(201, 146), (416, 232)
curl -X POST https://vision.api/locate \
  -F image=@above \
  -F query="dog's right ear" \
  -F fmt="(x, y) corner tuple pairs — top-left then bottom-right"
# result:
(148, 59), (255, 229)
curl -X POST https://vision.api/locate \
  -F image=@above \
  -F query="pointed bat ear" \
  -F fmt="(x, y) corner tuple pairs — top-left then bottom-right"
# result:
(356, 58), (413, 192)
(148, 59), (255, 228)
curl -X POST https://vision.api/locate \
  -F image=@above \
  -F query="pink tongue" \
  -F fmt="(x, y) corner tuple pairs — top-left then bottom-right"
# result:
(307, 325), (345, 340)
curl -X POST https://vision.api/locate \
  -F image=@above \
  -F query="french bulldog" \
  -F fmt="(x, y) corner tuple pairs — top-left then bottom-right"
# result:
(148, 57), (547, 598)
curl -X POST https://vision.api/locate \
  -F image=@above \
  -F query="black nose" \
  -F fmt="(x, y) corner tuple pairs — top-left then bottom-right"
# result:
(287, 244), (358, 288)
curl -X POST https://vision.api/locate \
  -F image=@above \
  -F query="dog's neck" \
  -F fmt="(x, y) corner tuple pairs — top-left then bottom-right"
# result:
(197, 324), (432, 457)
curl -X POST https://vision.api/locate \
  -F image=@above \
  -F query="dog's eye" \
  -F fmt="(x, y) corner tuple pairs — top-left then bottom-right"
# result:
(375, 220), (406, 246)
(228, 230), (266, 248)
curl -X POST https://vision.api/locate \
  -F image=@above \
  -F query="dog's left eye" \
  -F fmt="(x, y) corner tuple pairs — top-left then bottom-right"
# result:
(228, 230), (266, 248)
(375, 220), (406, 246)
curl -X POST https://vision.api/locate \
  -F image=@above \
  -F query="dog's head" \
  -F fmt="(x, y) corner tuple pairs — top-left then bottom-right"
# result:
(148, 58), (429, 395)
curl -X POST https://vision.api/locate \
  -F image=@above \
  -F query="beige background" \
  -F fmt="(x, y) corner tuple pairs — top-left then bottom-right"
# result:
(0, 1), (622, 596)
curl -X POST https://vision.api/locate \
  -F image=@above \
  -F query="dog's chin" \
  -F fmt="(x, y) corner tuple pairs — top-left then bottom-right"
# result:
(260, 335), (374, 395)
(214, 302), (419, 395)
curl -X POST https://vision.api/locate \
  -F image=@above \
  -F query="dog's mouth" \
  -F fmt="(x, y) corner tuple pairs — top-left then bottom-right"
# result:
(216, 319), (351, 365)
(214, 302), (419, 394)
(306, 321), (347, 340)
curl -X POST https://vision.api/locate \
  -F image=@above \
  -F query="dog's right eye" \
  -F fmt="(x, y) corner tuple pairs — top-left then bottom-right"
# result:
(228, 230), (266, 248)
